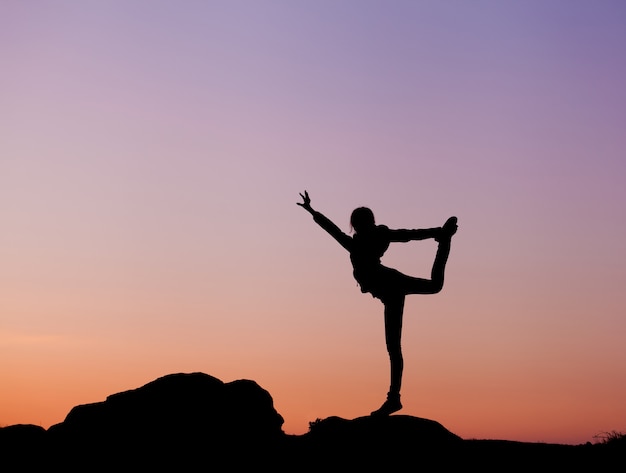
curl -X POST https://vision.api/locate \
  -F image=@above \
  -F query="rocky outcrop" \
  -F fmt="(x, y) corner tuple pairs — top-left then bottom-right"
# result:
(50, 372), (283, 439)
(1, 372), (623, 470)
(44, 372), (284, 468)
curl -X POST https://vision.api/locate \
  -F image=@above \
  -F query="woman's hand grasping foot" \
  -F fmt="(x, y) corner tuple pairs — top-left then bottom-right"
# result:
(436, 216), (458, 242)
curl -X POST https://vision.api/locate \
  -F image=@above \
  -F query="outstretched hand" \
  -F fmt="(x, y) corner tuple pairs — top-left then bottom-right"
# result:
(297, 190), (312, 212)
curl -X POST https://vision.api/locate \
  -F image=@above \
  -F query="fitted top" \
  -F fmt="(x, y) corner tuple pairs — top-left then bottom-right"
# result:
(311, 210), (425, 292)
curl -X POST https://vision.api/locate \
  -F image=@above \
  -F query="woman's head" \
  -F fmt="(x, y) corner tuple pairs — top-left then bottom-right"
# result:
(350, 207), (375, 233)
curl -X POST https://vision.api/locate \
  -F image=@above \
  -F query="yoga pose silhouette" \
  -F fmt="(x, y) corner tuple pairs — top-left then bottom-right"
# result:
(298, 190), (457, 416)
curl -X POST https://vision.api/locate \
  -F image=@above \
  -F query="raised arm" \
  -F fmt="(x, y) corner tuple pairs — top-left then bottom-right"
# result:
(297, 191), (352, 251)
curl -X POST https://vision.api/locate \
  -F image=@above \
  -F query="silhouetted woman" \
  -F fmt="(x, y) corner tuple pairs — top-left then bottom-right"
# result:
(298, 190), (457, 416)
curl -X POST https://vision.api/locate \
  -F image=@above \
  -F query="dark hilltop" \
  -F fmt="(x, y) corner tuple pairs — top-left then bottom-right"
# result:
(1, 372), (623, 471)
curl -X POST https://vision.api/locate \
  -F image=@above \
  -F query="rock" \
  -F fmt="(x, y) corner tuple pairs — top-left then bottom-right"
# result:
(0, 424), (48, 469)
(46, 372), (285, 467)
(6, 372), (621, 470)
(298, 415), (463, 468)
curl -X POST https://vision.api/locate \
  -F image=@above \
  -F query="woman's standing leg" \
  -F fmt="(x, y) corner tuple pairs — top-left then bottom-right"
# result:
(371, 294), (405, 416)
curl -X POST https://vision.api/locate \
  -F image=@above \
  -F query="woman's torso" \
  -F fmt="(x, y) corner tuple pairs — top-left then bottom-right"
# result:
(350, 225), (391, 290)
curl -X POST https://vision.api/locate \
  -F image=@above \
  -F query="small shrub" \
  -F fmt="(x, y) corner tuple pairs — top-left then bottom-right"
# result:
(593, 430), (625, 445)
(308, 418), (323, 432)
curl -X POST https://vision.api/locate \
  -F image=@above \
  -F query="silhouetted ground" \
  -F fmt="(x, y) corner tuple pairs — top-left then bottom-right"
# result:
(1, 372), (623, 471)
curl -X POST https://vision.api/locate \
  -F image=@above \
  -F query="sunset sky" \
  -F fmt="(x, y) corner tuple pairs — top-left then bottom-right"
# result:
(2, 1), (625, 445)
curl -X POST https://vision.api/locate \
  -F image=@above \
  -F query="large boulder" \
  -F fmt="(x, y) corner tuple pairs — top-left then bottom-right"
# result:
(47, 372), (285, 467)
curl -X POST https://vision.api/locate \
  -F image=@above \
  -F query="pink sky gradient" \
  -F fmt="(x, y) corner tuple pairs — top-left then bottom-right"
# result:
(2, 1), (625, 444)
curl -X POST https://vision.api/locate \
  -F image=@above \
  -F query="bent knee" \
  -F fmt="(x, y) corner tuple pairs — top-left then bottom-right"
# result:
(406, 278), (444, 295)
(431, 281), (444, 294)
(423, 279), (444, 294)
(430, 278), (443, 294)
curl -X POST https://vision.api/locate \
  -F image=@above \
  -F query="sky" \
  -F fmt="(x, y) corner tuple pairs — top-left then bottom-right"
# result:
(2, 1), (625, 445)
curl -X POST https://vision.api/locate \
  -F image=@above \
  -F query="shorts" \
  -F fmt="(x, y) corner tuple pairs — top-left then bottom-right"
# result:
(354, 265), (412, 302)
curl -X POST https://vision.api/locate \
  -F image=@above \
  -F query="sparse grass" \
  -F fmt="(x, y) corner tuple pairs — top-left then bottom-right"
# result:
(308, 418), (323, 432)
(593, 430), (625, 445)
